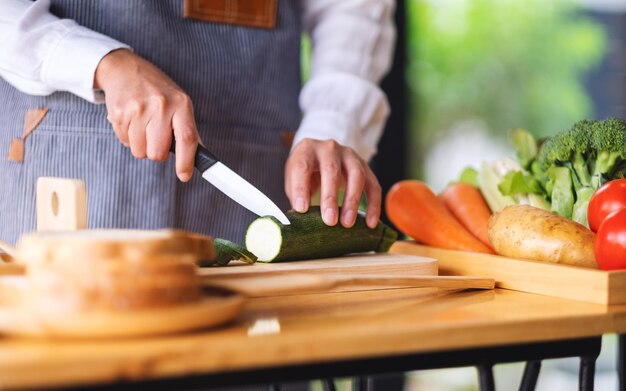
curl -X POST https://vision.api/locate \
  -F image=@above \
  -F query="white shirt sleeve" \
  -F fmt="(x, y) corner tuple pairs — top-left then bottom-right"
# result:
(0, 0), (130, 103)
(297, 0), (396, 161)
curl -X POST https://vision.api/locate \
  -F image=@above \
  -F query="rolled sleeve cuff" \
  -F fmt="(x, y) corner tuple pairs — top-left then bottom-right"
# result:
(294, 109), (377, 162)
(41, 25), (130, 103)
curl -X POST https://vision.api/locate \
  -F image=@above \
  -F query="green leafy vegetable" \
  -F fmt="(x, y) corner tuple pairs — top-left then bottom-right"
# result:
(458, 167), (479, 187)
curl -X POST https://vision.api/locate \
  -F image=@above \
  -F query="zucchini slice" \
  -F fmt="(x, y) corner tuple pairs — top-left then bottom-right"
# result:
(245, 206), (397, 262)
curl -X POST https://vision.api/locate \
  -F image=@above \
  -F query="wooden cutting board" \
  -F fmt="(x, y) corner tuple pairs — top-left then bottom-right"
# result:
(198, 253), (439, 293)
(203, 273), (494, 297)
(201, 253), (437, 276)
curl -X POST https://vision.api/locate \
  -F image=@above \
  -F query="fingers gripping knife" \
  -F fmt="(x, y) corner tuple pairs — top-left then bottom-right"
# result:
(170, 140), (290, 225)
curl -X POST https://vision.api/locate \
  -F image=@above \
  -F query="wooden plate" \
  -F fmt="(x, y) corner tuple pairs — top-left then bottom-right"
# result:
(0, 285), (245, 339)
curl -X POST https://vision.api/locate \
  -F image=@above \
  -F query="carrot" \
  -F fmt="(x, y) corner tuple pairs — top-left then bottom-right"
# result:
(440, 183), (494, 250)
(385, 180), (494, 254)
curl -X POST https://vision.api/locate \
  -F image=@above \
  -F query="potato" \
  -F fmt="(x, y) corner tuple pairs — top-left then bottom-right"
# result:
(488, 204), (597, 268)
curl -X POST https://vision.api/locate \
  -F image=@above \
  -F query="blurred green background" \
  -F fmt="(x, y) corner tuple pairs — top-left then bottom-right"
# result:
(406, 0), (608, 187)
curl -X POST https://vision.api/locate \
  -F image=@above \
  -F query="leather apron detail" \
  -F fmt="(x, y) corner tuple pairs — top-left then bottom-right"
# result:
(184, 0), (277, 29)
(0, 0), (302, 246)
(7, 108), (49, 163)
(279, 130), (295, 149)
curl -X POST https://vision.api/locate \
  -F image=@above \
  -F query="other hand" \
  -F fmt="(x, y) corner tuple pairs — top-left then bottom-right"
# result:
(94, 49), (199, 182)
(285, 138), (381, 228)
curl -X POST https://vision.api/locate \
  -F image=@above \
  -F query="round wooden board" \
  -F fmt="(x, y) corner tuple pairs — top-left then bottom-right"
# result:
(0, 288), (245, 339)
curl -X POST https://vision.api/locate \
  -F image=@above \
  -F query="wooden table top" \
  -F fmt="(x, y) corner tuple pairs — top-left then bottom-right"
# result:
(2, 285), (626, 390)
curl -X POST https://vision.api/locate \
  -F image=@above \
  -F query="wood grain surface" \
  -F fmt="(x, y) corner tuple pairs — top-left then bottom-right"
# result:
(391, 241), (626, 305)
(199, 253), (438, 277)
(0, 278), (245, 338)
(2, 245), (625, 389)
(0, 287), (618, 390)
(200, 253), (439, 293)
(0, 253), (439, 338)
(202, 273), (494, 296)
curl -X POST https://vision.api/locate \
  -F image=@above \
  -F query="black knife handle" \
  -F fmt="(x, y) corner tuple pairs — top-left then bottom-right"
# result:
(169, 139), (219, 172)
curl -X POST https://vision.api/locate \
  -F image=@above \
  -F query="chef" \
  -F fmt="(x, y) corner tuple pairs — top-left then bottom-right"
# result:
(0, 0), (395, 245)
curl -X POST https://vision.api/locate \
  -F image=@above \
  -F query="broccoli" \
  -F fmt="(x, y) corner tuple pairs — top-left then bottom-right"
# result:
(534, 117), (626, 226)
(538, 119), (595, 188)
(590, 118), (626, 187)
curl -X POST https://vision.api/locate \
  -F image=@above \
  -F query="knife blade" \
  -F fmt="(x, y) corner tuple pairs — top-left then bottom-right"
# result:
(170, 140), (290, 225)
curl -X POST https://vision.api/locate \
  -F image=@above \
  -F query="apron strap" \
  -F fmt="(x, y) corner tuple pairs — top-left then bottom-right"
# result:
(7, 108), (49, 163)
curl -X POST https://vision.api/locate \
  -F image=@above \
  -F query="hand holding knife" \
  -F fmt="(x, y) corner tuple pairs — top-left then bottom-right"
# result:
(170, 140), (290, 225)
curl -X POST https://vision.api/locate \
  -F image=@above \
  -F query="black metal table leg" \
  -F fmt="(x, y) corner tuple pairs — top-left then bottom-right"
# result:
(617, 334), (626, 391)
(322, 379), (336, 391)
(369, 373), (405, 390)
(77, 337), (603, 390)
(477, 364), (495, 391)
(519, 360), (542, 391)
(353, 376), (370, 391)
(580, 354), (598, 391)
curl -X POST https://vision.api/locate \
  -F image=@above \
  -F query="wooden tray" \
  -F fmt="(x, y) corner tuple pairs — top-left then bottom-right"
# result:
(391, 241), (626, 305)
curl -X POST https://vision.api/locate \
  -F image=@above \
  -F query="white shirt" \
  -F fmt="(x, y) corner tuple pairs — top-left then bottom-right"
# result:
(0, 0), (395, 161)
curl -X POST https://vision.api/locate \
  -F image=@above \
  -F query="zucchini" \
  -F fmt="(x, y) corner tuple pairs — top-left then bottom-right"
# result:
(245, 206), (397, 262)
(201, 238), (257, 266)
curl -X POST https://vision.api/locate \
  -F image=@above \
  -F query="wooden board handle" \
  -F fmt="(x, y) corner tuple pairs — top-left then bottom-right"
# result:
(36, 177), (87, 232)
(331, 275), (495, 290)
(202, 273), (495, 297)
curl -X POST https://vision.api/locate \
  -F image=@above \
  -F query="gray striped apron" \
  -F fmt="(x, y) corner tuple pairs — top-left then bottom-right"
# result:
(0, 0), (302, 245)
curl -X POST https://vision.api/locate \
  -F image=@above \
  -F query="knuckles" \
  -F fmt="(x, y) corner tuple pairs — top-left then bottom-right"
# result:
(130, 148), (147, 159)
(106, 105), (126, 125)
(347, 166), (366, 180)
(175, 128), (198, 145)
(171, 91), (192, 109)
(291, 158), (312, 174)
(320, 139), (341, 153)
(322, 161), (341, 177)
(343, 194), (362, 207)
(147, 148), (170, 162)
(149, 94), (168, 113)
(127, 100), (146, 116)
(322, 194), (338, 206)
(106, 90), (192, 120)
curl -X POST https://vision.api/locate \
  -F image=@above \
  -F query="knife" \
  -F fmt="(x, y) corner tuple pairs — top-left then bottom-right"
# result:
(170, 140), (290, 225)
